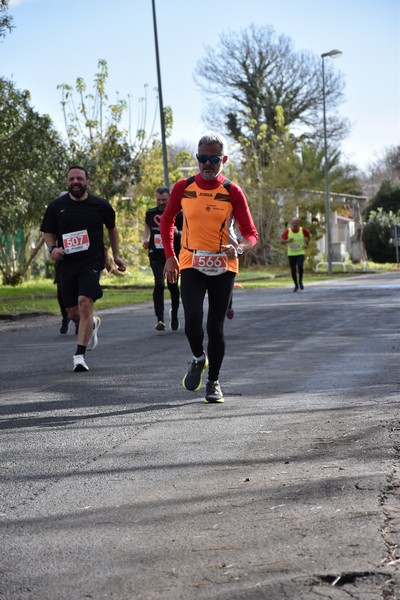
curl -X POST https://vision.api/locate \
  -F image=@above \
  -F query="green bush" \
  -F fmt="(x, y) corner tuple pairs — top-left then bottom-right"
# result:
(363, 181), (400, 263)
(363, 216), (396, 263)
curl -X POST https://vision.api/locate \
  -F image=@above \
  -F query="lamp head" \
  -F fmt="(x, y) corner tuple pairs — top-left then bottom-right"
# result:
(321, 49), (343, 59)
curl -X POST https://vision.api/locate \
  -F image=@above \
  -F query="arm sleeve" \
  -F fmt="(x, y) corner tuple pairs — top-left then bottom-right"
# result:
(160, 179), (186, 259)
(281, 229), (289, 240)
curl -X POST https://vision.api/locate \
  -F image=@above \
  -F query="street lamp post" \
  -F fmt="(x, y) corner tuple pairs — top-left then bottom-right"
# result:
(152, 0), (169, 188)
(321, 49), (342, 275)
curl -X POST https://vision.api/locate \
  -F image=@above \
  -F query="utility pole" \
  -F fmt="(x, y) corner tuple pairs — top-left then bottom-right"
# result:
(151, 0), (169, 188)
(321, 49), (342, 275)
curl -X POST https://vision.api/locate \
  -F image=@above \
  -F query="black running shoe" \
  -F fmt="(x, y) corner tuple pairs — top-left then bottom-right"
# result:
(169, 309), (179, 331)
(59, 318), (70, 334)
(204, 380), (224, 403)
(182, 356), (208, 391)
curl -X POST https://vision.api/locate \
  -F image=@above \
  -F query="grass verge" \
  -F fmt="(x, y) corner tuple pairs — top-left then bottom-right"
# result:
(0, 263), (392, 316)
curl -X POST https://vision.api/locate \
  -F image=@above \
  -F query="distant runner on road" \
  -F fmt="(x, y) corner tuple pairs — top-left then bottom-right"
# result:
(281, 217), (311, 292)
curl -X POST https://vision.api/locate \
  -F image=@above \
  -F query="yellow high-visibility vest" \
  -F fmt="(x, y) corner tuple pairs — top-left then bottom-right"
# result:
(287, 228), (305, 256)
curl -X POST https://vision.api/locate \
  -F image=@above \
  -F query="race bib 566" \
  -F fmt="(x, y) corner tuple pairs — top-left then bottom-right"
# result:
(192, 250), (228, 276)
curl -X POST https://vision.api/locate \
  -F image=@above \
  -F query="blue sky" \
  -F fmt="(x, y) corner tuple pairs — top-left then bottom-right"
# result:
(4, 0), (400, 171)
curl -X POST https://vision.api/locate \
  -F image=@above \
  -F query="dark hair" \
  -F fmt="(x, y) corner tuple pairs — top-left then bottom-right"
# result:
(67, 165), (89, 179)
(156, 186), (170, 195)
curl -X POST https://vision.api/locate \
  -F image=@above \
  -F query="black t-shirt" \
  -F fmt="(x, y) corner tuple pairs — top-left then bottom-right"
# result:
(40, 192), (116, 269)
(145, 207), (183, 258)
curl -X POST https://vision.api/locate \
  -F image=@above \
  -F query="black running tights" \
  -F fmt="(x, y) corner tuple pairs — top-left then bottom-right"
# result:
(180, 269), (235, 382)
(288, 254), (304, 285)
(150, 258), (180, 321)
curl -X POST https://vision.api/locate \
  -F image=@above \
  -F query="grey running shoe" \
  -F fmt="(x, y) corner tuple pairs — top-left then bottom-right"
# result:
(299, 282), (304, 290)
(293, 284), (299, 292)
(155, 320), (166, 331)
(182, 355), (208, 391)
(87, 316), (101, 351)
(73, 354), (89, 372)
(204, 380), (224, 403)
(169, 309), (179, 331)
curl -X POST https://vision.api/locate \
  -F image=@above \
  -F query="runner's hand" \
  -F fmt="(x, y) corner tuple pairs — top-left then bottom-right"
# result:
(114, 255), (126, 272)
(164, 256), (179, 283)
(221, 244), (237, 258)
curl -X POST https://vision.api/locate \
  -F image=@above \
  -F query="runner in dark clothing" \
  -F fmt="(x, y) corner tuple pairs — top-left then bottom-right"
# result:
(143, 186), (183, 331)
(41, 165), (126, 372)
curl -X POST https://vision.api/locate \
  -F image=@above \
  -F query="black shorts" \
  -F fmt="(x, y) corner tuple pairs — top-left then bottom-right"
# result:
(58, 263), (103, 308)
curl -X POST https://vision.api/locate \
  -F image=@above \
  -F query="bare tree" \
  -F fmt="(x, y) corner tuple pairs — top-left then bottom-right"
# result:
(362, 145), (400, 198)
(194, 24), (348, 152)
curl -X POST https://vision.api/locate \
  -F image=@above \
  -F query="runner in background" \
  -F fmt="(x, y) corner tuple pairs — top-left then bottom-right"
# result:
(281, 217), (311, 292)
(143, 187), (183, 331)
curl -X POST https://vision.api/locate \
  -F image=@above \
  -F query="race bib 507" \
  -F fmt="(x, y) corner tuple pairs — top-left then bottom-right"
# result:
(62, 229), (90, 254)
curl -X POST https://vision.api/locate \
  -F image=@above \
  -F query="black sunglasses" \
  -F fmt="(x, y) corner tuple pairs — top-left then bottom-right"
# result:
(196, 154), (223, 165)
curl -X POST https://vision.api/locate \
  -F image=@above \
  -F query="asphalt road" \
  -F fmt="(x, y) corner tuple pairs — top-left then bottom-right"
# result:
(1, 272), (400, 599)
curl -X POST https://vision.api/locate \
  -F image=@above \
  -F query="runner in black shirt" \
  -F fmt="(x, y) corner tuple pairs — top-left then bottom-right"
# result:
(41, 165), (126, 372)
(143, 186), (183, 331)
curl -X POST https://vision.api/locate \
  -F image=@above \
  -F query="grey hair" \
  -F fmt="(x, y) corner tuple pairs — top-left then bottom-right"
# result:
(198, 131), (229, 157)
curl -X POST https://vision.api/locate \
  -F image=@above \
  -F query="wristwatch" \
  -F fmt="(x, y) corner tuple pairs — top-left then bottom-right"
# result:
(236, 246), (244, 256)
(48, 245), (56, 254)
